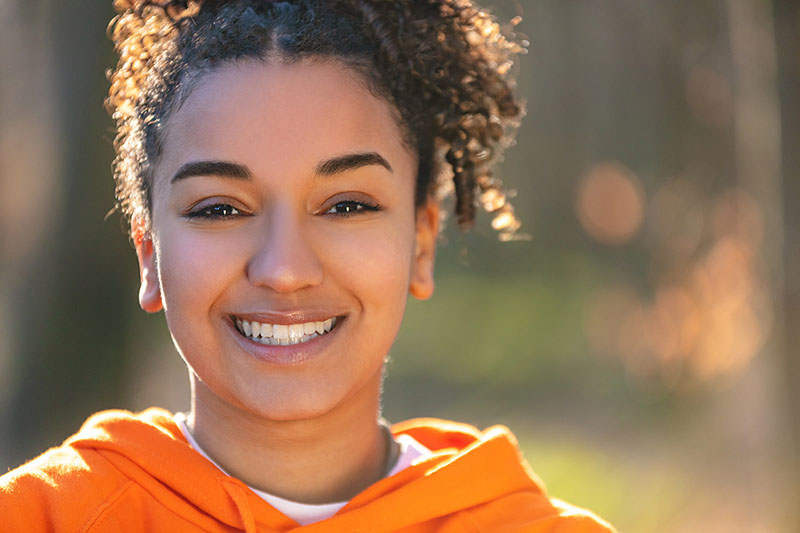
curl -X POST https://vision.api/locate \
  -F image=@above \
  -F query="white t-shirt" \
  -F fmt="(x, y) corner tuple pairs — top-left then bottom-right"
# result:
(174, 413), (432, 526)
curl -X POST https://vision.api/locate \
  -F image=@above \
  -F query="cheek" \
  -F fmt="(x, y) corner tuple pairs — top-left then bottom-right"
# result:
(316, 217), (416, 307)
(155, 225), (249, 312)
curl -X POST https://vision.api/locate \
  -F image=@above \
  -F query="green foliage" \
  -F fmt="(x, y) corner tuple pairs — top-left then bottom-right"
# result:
(517, 432), (687, 532)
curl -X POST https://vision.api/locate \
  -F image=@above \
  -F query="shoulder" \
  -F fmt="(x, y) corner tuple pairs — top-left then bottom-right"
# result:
(393, 418), (617, 532)
(0, 407), (179, 531)
(453, 479), (617, 533)
(0, 440), (133, 531)
(548, 498), (617, 532)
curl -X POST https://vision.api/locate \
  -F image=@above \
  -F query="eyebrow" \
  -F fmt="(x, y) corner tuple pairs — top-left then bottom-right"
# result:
(171, 160), (251, 183)
(170, 152), (393, 184)
(314, 152), (393, 176)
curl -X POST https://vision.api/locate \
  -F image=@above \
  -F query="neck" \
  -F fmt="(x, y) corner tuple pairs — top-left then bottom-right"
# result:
(187, 369), (395, 504)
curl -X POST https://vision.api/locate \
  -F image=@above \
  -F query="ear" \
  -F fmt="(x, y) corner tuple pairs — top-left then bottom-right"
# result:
(132, 224), (163, 313)
(409, 199), (440, 300)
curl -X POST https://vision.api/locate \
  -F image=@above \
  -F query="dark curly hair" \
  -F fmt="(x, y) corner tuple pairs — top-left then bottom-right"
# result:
(106, 0), (526, 238)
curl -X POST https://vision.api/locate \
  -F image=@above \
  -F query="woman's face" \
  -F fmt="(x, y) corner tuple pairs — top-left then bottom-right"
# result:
(135, 60), (438, 420)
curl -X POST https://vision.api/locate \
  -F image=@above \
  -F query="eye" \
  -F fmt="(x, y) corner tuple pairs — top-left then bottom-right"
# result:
(185, 203), (243, 220)
(324, 200), (380, 217)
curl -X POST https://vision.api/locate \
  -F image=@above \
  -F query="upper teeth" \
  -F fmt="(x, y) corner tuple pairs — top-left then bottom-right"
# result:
(236, 317), (337, 346)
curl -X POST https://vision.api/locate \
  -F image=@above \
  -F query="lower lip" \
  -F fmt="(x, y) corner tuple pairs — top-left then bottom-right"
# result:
(228, 317), (343, 366)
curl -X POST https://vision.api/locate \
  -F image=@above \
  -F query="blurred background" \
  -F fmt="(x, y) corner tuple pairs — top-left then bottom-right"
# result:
(1, 0), (798, 531)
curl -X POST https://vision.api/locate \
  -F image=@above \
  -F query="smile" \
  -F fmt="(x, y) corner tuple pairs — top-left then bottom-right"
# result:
(234, 316), (339, 346)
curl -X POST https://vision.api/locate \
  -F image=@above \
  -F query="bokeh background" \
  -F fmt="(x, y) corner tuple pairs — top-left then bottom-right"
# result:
(1, 1), (798, 531)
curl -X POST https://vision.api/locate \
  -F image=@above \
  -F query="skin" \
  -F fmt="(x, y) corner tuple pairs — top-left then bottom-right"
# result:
(133, 59), (439, 504)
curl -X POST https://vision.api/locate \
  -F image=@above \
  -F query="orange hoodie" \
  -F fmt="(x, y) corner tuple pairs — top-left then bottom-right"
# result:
(0, 408), (615, 532)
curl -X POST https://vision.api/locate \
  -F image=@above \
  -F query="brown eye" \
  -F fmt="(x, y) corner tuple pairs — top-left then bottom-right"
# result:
(324, 200), (380, 217)
(187, 203), (242, 220)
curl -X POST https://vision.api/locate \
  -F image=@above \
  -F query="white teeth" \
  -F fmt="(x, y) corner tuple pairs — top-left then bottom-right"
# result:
(289, 324), (304, 339)
(273, 324), (288, 339)
(237, 317), (340, 345)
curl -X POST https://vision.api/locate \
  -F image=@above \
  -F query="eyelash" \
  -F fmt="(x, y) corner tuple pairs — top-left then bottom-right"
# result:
(324, 199), (380, 217)
(185, 203), (244, 220)
(184, 199), (380, 221)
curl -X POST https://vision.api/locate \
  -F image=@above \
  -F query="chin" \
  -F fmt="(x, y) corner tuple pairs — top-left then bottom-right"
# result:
(233, 382), (351, 423)
(245, 368), (384, 424)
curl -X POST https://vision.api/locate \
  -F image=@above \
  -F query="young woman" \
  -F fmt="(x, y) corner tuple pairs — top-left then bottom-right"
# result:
(1, 1), (615, 531)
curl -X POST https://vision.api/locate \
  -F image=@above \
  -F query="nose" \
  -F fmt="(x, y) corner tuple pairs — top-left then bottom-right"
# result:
(246, 204), (324, 293)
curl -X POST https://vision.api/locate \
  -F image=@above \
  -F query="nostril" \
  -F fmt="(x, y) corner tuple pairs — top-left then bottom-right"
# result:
(246, 230), (324, 292)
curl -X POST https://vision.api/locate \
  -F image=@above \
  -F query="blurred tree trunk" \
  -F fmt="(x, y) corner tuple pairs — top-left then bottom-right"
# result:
(727, 0), (792, 528)
(0, 0), (134, 468)
(774, 0), (800, 528)
(0, 0), (62, 465)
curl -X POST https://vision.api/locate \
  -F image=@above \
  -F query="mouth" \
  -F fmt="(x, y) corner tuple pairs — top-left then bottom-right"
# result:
(233, 316), (341, 346)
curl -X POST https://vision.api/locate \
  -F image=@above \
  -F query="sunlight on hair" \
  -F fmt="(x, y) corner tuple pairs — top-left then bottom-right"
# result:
(479, 187), (506, 212)
(491, 206), (519, 231)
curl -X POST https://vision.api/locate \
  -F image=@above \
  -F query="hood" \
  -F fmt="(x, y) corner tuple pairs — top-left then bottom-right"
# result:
(66, 408), (549, 532)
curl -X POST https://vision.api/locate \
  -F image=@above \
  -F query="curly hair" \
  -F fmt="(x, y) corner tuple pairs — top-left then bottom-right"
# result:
(106, 0), (526, 238)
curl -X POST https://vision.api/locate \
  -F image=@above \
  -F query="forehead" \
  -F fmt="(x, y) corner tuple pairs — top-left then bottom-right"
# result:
(156, 59), (414, 184)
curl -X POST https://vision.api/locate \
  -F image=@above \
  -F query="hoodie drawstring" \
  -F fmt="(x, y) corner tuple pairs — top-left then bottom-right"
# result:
(222, 480), (258, 533)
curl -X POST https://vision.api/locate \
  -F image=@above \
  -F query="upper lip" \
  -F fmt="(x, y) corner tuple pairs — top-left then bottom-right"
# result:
(230, 310), (346, 325)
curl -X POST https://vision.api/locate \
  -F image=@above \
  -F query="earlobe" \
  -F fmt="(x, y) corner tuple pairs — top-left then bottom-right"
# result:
(409, 200), (440, 300)
(133, 228), (163, 313)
